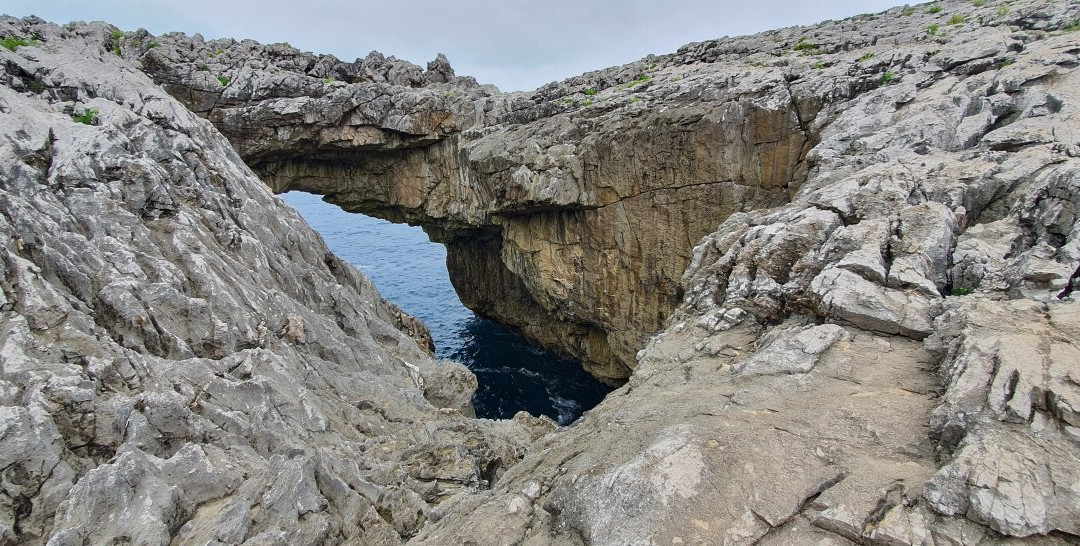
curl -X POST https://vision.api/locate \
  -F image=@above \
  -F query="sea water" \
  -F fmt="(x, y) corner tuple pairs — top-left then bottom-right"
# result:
(283, 192), (611, 425)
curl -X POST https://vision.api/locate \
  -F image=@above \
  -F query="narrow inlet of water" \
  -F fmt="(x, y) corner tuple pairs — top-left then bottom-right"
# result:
(283, 192), (611, 425)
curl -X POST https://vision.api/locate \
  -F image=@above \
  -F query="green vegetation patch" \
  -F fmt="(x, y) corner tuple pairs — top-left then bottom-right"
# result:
(948, 14), (967, 25)
(622, 74), (652, 89)
(927, 5), (943, 13)
(928, 23), (940, 35)
(881, 71), (897, 84)
(217, 76), (230, 86)
(793, 38), (820, 55)
(1, 36), (30, 51)
(72, 108), (99, 125)
(858, 52), (876, 62)
(583, 87), (597, 95)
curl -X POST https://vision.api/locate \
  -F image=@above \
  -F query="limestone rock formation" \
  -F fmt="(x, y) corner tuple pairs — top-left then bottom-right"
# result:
(1, 0), (1079, 543)
(411, 0), (1080, 542)
(0, 17), (540, 545)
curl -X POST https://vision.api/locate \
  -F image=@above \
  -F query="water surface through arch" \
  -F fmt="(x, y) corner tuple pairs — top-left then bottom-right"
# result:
(283, 191), (611, 424)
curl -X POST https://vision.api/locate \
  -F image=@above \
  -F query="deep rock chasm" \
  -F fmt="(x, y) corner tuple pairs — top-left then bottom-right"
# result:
(2, 0), (1080, 543)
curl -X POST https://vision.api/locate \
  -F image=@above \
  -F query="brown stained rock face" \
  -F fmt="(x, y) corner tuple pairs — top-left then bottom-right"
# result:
(145, 41), (812, 382)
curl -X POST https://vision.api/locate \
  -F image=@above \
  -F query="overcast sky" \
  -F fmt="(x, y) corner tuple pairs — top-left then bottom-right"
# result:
(7, 1), (904, 91)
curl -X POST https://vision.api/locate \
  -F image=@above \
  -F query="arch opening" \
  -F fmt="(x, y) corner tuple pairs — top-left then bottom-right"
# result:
(283, 191), (611, 424)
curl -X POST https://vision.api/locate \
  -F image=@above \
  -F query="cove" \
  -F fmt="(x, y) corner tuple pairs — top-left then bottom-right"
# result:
(282, 192), (612, 424)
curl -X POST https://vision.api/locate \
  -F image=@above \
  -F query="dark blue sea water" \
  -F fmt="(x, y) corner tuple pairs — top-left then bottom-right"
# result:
(283, 192), (611, 424)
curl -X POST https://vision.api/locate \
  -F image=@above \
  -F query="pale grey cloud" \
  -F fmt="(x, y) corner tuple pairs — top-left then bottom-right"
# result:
(5, 0), (904, 91)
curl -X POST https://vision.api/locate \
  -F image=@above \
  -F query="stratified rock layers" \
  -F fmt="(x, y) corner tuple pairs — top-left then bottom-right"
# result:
(2, 0), (1080, 543)
(134, 25), (810, 382)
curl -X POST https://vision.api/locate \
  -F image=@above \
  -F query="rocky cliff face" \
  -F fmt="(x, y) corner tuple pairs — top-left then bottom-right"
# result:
(0, 17), (551, 545)
(125, 21), (807, 383)
(408, 1), (1080, 542)
(2, 0), (1079, 543)
(411, 0), (1080, 541)
(128, 0), (1080, 387)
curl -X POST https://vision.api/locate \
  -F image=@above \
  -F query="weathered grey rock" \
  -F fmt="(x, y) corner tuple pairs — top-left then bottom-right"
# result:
(1, 0), (1079, 543)
(731, 323), (850, 377)
(924, 298), (1080, 537)
(412, 0), (1080, 542)
(0, 17), (535, 545)
(140, 0), (1079, 385)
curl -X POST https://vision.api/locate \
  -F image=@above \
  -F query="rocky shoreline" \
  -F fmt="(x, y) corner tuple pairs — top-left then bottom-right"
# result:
(2, 0), (1079, 543)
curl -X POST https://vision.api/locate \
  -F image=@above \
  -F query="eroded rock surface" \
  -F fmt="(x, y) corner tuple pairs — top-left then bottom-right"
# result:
(0, 18), (544, 545)
(413, 0), (1080, 543)
(1, 0), (1079, 543)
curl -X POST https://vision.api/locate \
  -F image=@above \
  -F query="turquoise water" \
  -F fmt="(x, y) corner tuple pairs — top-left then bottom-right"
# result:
(283, 192), (611, 424)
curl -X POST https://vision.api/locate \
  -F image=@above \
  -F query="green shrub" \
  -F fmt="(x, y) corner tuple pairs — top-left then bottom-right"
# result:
(217, 76), (229, 86)
(951, 286), (973, 296)
(583, 87), (597, 95)
(629, 96), (640, 103)
(812, 61), (826, 69)
(584, 98), (593, 106)
(927, 5), (942, 13)
(881, 71), (897, 84)
(793, 38), (818, 53)
(443, 91), (455, 99)
(72, 108), (98, 125)
(858, 52), (876, 62)
(323, 77), (335, 84)
(622, 74), (652, 89)
(1, 36), (29, 51)
(200, 65), (210, 72)
(147, 41), (159, 48)
(901, 6), (916, 16)
(999, 58), (1015, 67)
(948, 14), (967, 25)
(928, 23), (940, 35)
(996, 5), (1010, 16)
(973, 0), (985, 6)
